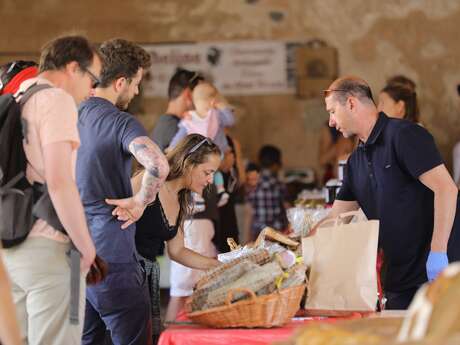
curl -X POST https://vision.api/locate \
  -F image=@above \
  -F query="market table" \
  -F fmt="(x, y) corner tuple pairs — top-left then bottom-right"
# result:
(158, 314), (364, 345)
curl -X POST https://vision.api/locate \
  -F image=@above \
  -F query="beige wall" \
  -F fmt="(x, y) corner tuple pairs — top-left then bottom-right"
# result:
(2, 0), (460, 177)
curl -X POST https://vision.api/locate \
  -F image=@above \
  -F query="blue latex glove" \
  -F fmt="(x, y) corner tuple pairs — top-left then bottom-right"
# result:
(426, 251), (449, 281)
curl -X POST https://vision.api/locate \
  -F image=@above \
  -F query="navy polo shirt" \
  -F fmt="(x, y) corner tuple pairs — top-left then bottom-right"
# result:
(76, 97), (147, 263)
(337, 112), (460, 292)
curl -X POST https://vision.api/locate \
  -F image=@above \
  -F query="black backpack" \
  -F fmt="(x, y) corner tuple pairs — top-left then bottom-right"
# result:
(0, 84), (64, 248)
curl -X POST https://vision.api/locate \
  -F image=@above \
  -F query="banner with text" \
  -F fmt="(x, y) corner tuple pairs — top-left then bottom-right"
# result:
(142, 41), (294, 97)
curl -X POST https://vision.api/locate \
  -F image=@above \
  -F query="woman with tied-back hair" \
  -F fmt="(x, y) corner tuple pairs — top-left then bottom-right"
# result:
(111, 134), (221, 344)
(378, 83), (421, 124)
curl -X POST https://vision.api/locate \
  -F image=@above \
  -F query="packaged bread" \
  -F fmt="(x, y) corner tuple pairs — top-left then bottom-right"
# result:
(292, 325), (383, 345)
(279, 263), (307, 290)
(196, 248), (270, 289)
(203, 261), (283, 309)
(261, 227), (299, 248)
(398, 263), (460, 341)
(190, 259), (259, 311)
(276, 317), (402, 345)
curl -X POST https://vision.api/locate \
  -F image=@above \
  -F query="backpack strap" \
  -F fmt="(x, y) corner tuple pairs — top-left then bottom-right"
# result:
(16, 83), (51, 180)
(17, 83), (52, 109)
(69, 246), (81, 325)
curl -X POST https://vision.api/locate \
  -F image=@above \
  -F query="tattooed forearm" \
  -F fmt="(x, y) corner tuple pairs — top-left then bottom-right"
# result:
(129, 136), (169, 205)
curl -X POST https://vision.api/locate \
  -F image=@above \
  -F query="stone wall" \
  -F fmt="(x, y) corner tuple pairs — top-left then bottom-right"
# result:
(2, 0), (459, 176)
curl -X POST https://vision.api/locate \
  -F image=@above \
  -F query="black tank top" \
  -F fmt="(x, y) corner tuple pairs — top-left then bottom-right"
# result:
(135, 196), (179, 261)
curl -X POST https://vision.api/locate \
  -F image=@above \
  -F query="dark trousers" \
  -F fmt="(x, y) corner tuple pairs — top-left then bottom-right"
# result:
(82, 262), (152, 345)
(385, 287), (419, 310)
(139, 256), (162, 345)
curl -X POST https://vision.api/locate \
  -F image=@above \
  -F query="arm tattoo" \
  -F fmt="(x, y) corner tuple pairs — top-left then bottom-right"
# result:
(129, 136), (169, 205)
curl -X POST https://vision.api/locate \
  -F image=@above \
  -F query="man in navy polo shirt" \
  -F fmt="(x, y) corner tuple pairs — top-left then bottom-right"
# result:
(77, 39), (169, 345)
(319, 76), (459, 309)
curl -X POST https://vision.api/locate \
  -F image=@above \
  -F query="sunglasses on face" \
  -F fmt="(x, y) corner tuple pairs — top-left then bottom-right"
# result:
(81, 66), (101, 88)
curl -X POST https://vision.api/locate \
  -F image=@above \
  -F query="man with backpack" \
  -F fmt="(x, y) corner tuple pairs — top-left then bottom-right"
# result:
(1, 35), (100, 345)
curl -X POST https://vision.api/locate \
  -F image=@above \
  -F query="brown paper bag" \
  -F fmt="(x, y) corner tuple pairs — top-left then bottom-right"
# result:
(303, 210), (379, 316)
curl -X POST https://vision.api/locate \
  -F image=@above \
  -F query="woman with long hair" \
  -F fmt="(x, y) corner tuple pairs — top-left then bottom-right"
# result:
(110, 134), (221, 344)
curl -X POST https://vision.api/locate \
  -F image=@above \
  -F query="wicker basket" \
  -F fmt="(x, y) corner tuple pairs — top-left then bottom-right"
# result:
(187, 284), (306, 328)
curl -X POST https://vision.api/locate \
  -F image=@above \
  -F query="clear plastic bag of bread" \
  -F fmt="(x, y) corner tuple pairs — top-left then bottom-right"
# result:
(218, 227), (299, 263)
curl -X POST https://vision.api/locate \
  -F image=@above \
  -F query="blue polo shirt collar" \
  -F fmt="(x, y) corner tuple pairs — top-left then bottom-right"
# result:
(358, 112), (389, 148)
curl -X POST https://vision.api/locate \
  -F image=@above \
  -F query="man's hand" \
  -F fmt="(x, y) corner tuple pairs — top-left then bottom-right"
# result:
(81, 252), (95, 275)
(106, 195), (147, 229)
(426, 251), (449, 281)
(309, 200), (360, 236)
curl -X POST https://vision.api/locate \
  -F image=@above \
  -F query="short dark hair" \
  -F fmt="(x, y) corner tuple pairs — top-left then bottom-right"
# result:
(39, 35), (97, 73)
(246, 162), (260, 173)
(168, 67), (203, 100)
(259, 145), (282, 168)
(330, 78), (375, 105)
(98, 39), (151, 88)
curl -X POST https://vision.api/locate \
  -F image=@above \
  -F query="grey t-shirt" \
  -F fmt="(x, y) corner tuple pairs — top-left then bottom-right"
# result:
(150, 113), (180, 152)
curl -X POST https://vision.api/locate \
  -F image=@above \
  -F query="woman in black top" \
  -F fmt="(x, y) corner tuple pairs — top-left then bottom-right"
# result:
(115, 134), (221, 344)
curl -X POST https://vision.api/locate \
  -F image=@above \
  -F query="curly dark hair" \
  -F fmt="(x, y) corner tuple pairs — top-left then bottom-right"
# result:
(98, 38), (151, 87)
(39, 35), (97, 73)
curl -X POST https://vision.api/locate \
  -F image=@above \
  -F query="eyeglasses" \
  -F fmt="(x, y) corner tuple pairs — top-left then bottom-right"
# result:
(323, 89), (348, 97)
(186, 138), (213, 157)
(81, 66), (101, 88)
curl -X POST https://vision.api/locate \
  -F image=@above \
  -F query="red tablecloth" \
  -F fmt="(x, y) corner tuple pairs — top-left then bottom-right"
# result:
(158, 313), (363, 345)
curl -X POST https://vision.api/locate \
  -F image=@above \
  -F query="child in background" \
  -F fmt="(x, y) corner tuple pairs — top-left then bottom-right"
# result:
(169, 82), (235, 207)
(247, 145), (288, 240)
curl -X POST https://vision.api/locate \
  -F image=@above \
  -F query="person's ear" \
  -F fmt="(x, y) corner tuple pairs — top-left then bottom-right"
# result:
(66, 61), (80, 77)
(183, 88), (193, 107)
(114, 77), (127, 93)
(347, 96), (355, 111)
(396, 100), (405, 116)
(183, 88), (192, 101)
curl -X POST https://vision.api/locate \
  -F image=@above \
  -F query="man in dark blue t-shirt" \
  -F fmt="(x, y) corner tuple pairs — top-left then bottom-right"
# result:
(77, 39), (168, 345)
(318, 76), (460, 310)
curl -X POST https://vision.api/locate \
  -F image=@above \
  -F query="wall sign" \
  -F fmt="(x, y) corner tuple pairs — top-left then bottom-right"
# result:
(142, 41), (295, 97)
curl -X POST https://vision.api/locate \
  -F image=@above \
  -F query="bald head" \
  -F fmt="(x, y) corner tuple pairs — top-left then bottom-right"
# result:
(326, 76), (375, 105)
